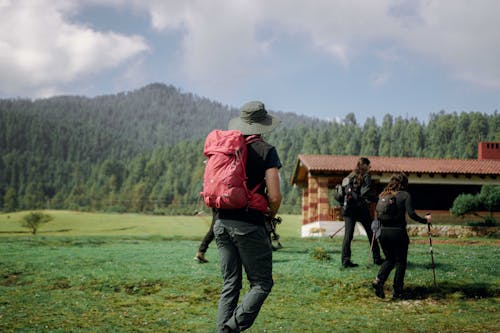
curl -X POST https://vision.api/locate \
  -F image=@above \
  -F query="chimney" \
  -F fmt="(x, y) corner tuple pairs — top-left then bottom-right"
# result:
(478, 142), (500, 160)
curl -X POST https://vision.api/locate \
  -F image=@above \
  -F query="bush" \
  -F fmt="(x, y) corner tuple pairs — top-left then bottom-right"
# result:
(310, 247), (331, 261)
(20, 212), (53, 234)
(450, 193), (480, 217)
(451, 185), (499, 225)
(479, 185), (500, 213)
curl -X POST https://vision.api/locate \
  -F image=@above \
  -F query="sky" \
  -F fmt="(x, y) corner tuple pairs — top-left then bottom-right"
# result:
(0, 0), (499, 124)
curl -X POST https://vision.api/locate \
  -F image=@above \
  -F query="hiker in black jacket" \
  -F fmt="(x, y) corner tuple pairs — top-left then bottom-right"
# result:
(193, 210), (216, 263)
(372, 172), (431, 299)
(341, 157), (383, 268)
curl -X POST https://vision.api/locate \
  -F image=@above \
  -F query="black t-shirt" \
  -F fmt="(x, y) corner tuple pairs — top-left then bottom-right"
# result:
(216, 139), (282, 225)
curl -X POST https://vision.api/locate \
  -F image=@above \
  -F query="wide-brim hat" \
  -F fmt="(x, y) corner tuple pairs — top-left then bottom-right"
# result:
(228, 101), (280, 135)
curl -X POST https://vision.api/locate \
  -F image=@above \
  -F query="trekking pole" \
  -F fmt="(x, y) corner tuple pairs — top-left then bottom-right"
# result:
(426, 215), (438, 289)
(366, 231), (377, 267)
(366, 219), (381, 267)
(329, 224), (345, 238)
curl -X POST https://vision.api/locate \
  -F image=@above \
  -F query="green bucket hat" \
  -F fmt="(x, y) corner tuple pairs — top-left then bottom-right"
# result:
(228, 101), (281, 135)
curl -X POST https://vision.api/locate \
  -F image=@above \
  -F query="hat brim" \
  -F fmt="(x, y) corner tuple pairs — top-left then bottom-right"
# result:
(228, 114), (280, 135)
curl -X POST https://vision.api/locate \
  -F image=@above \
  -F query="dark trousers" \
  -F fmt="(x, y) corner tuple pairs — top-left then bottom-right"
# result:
(341, 207), (381, 264)
(214, 219), (273, 333)
(198, 218), (215, 253)
(377, 227), (409, 293)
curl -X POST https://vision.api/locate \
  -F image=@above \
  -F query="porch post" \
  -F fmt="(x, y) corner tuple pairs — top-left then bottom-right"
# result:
(301, 187), (309, 224)
(317, 176), (330, 221)
(307, 175), (318, 223)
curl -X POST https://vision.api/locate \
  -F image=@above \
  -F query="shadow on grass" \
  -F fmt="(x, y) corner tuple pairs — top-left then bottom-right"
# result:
(404, 281), (499, 300)
(42, 229), (72, 233)
(276, 248), (309, 254)
(273, 259), (292, 263)
(105, 226), (136, 231)
(407, 261), (452, 270)
(277, 247), (341, 255)
(0, 229), (73, 234)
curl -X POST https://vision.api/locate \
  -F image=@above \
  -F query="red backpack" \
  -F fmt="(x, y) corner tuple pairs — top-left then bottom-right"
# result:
(200, 129), (269, 212)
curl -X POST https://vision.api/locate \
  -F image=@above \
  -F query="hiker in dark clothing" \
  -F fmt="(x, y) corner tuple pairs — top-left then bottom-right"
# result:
(214, 101), (282, 333)
(372, 172), (431, 299)
(341, 157), (383, 268)
(194, 211), (215, 263)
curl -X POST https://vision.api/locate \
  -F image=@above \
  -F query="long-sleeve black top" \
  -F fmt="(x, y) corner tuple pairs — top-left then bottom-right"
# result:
(382, 190), (427, 228)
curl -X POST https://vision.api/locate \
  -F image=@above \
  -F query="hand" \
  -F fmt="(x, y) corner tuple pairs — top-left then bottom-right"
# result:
(425, 213), (432, 224)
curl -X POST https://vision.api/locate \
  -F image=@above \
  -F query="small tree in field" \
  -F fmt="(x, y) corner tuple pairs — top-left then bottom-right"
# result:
(450, 185), (499, 225)
(21, 212), (53, 234)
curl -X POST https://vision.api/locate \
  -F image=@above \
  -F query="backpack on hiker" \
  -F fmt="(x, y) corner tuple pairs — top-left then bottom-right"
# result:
(200, 129), (268, 212)
(333, 183), (345, 203)
(335, 174), (359, 214)
(376, 192), (400, 222)
(334, 175), (351, 202)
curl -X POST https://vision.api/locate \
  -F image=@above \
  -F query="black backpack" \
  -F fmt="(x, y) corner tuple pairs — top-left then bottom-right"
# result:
(334, 175), (354, 203)
(376, 192), (399, 221)
(344, 176), (359, 206)
(333, 181), (345, 203)
(335, 175), (359, 214)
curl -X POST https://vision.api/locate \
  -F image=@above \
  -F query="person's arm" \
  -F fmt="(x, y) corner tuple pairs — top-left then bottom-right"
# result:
(404, 192), (428, 224)
(265, 167), (281, 217)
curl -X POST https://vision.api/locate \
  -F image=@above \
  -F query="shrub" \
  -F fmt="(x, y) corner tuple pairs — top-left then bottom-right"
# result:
(451, 185), (499, 225)
(20, 211), (53, 235)
(310, 247), (331, 261)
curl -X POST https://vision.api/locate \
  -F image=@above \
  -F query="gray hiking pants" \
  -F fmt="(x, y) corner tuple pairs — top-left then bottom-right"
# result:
(214, 219), (274, 333)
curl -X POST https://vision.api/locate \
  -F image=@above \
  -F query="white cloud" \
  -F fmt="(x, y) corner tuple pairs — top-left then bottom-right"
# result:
(135, 0), (500, 90)
(133, 0), (270, 96)
(0, 0), (149, 96)
(391, 0), (500, 90)
(2, 0), (499, 98)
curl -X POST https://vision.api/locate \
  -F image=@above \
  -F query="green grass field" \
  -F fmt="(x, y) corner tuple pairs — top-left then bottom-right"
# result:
(1, 211), (499, 332)
(0, 210), (303, 238)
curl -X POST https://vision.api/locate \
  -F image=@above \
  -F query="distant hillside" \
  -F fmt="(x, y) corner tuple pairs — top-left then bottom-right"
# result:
(0, 83), (321, 163)
(0, 83), (498, 214)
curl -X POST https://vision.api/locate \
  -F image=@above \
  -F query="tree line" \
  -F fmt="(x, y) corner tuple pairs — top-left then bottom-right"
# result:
(1, 83), (498, 214)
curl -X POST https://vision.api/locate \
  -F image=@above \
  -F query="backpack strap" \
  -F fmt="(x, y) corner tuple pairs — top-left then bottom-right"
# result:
(244, 134), (265, 197)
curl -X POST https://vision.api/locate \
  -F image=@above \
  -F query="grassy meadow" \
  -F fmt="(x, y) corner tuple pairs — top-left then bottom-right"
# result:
(0, 211), (499, 332)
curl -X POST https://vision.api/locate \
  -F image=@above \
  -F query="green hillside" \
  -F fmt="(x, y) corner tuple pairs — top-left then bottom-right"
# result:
(1, 83), (498, 214)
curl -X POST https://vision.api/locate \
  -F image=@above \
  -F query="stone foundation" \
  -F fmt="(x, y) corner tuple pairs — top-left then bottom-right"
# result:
(406, 225), (500, 238)
(300, 223), (499, 238)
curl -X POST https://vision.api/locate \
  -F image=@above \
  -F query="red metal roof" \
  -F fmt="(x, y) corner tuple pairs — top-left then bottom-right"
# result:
(297, 155), (500, 175)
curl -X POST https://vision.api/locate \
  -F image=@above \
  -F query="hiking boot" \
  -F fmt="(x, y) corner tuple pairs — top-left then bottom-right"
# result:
(374, 257), (385, 266)
(193, 252), (208, 263)
(342, 261), (359, 268)
(392, 290), (408, 300)
(372, 279), (385, 299)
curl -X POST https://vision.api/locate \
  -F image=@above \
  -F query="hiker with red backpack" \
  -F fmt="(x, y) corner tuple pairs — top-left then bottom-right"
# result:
(372, 172), (432, 300)
(201, 101), (282, 333)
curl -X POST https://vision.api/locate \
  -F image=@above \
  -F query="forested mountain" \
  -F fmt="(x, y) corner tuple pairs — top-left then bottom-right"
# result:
(1, 83), (498, 214)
